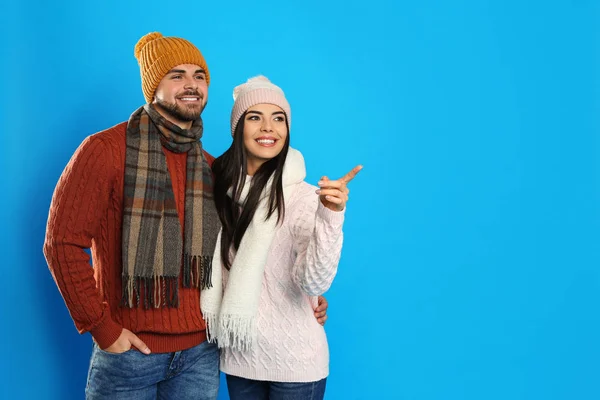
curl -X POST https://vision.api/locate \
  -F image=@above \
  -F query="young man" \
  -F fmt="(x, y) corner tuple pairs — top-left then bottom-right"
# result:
(43, 32), (328, 399)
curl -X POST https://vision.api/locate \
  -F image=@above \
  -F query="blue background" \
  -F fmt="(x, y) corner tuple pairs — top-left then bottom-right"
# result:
(2, 0), (599, 399)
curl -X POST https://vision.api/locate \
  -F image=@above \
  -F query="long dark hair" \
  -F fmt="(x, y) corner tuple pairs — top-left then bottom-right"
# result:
(212, 112), (290, 270)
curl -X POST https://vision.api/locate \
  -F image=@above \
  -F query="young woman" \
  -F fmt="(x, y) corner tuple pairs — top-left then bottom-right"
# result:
(201, 76), (361, 400)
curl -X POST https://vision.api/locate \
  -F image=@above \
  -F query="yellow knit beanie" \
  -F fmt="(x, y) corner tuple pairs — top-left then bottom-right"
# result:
(134, 32), (210, 103)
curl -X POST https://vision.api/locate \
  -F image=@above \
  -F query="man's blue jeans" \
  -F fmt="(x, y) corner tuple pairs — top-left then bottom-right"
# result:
(225, 374), (326, 400)
(85, 341), (220, 399)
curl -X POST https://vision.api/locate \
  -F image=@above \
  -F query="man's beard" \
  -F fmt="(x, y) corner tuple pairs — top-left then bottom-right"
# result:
(155, 95), (206, 122)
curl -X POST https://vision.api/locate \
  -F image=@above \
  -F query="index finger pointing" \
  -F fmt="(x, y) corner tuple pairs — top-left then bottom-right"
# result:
(340, 165), (363, 183)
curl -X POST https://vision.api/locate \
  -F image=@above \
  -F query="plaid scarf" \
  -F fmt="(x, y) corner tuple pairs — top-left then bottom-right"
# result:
(122, 104), (219, 308)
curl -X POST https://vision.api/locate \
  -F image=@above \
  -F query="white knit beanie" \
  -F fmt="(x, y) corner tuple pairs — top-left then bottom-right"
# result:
(230, 75), (291, 135)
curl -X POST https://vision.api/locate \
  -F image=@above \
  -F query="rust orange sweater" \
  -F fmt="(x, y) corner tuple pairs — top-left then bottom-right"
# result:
(43, 121), (215, 353)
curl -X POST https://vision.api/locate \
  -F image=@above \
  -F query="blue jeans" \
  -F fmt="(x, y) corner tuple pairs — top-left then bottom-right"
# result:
(85, 341), (220, 399)
(225, 374), (326, 400)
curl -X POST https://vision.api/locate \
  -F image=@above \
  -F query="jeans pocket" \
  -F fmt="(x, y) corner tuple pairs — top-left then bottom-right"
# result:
(86, 344), (153, 397)
(96, 347), (134, 357)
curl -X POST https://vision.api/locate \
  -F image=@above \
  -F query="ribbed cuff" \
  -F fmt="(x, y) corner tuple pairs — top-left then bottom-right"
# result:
(316, 200), (346, 224)
(90, 316), (123, 350)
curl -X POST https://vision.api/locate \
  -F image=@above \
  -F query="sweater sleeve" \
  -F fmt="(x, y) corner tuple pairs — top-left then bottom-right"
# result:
(290, 186), (345, 296)
(43, 134), (123, 349)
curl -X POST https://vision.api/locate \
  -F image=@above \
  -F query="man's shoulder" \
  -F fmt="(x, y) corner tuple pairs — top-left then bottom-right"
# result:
(90, 121), (128, 142)
(70, 121), (128, 168)
(78, 121), (128, 159)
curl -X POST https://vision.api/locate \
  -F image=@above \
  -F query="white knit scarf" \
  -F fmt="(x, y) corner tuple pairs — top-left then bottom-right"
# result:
(201, 147), (306, 351)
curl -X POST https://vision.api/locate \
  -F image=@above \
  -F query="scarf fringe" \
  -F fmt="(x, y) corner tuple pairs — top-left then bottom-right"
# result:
(203, 311), (219, 344)
(184, 254), (213, 290)
(121, 255), (212, 309)
(217, 314), (257, 351)
(200, 256), (213, 290)
(121, 276), (179, 309)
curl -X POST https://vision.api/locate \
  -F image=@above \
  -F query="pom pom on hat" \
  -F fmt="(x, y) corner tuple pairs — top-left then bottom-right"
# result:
(134, 32), (163, 60)
(233, 75), (276, 100)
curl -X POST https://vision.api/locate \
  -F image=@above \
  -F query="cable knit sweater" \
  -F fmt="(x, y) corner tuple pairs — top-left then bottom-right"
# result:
(220, 181), (344, 382)
(43, 121), (214, 353)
